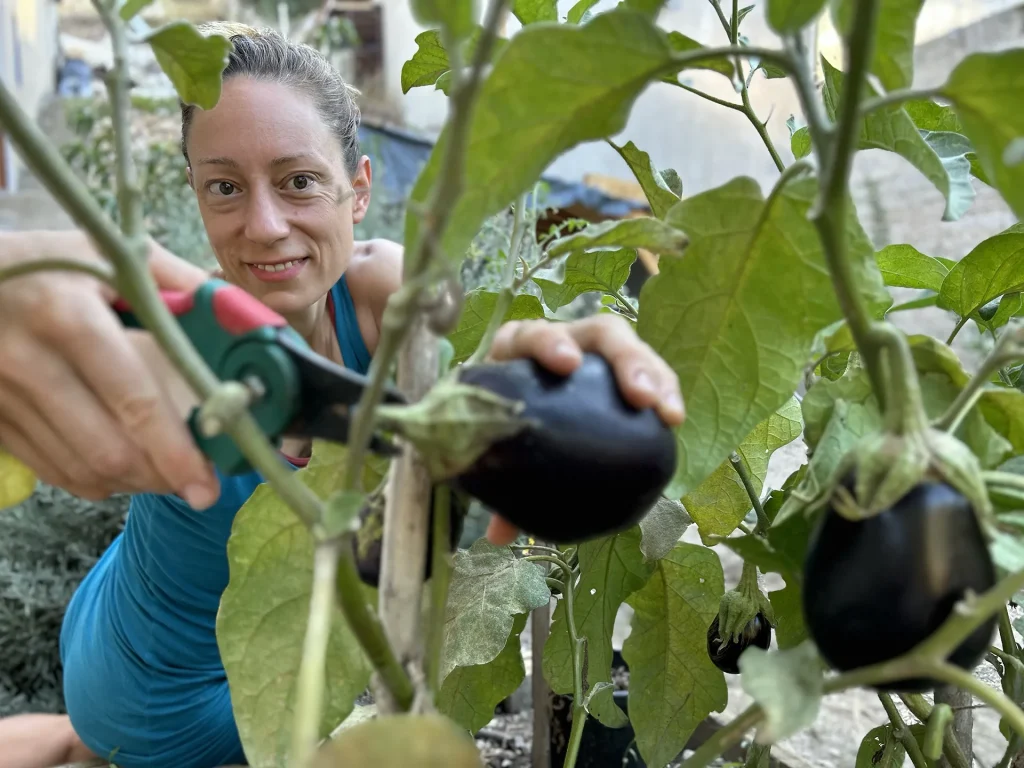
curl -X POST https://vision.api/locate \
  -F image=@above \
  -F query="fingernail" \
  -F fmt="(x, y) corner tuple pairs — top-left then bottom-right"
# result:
(182, 483), (218, 510)
(554, 341), (578, 361)
(633, 369), (656, 393)
(665, 392), (684, 418)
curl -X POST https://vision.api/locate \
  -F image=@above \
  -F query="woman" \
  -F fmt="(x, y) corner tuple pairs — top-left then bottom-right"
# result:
(0, 22), (683, 768)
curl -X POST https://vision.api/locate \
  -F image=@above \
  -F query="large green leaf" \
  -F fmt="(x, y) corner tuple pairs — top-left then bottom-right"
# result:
(623, 543), (726, 768)
(411, 0), (474, 41)
(768, 581), (807, 650)
(534, 249), (637, 311)
(437, 613), (528, 732)
(766, 0), (826, 33)
(609, 140), (682, 218)
(938, 222), (1024, 319)
(546, 217), (688, 257)
(513, 0), (558, 24)
(143, 22), (232, 110)
(821, 57), (974, 222)
(403, 8), (718, 267)
(875, 243), (949, 291)
(440, 539), (550, 681)
(447, 290), (545, 364)
(682, 396), (803, 538)
(543, 527), (655, 694)
(637, 174), (888, 499)
(740, 642), (823, 742)
(217, 454), (376, 766)
(904, 99), (990, 185)
(831, 0), (925, 90)
(941, 49), (1024, 219)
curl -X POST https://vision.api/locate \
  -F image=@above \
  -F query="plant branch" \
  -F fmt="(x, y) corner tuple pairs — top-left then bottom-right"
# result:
(670, 81), (744, 112)
(898, 694), (971, 768)
(466, 192), (528, 366)
(879, 693), (928, 768)
(291, 540), (340, 767)
(729, 452), (770, 534)
(860, 87), (943, 118)
(0, 257), (116, 285)
(425, 484), (453, 694)
(679, 704), (764, 768)
(935, 326), (1024, 431)
(93, 0), (143, 239)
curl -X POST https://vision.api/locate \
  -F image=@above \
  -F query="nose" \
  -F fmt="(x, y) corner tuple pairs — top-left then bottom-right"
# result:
(243, 185), (290, 245)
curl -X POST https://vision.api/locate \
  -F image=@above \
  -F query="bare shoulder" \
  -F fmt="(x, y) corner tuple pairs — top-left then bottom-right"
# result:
(345, 238), (404, 329)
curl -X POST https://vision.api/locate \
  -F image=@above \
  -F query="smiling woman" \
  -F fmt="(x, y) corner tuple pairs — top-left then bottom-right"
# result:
(0, 20), (684, 768)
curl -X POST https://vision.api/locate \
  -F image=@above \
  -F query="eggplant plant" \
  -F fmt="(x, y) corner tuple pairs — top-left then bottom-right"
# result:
(8, 1), (1024, 767)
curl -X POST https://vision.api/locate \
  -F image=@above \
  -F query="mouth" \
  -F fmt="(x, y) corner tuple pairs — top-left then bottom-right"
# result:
(246, 257), (310, 282)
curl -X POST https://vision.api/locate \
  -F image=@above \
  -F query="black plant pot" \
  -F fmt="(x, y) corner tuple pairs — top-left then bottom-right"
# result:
(549, 650), (642, 768)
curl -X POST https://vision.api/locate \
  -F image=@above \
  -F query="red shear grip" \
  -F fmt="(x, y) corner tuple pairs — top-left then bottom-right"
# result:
(112, 290), (196, 316)
(212, 284), (288, 334)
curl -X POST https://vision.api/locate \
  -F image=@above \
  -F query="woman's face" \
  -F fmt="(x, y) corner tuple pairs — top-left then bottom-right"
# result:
(185, 77), (371, 316)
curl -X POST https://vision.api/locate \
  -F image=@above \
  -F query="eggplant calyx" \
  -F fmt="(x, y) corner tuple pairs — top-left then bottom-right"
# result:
(373, 374), (538, 480)
(718, 561), (774, 643)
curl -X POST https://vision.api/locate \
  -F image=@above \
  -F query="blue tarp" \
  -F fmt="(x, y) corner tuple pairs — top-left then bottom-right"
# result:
(357, 121), (650, 218)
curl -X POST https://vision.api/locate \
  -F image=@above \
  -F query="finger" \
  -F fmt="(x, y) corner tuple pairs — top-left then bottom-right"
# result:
(562, 315), (685, 426)
(486, 515), (520, 546)
(35, 299), (220, 509)
(489, 319), (583, 375)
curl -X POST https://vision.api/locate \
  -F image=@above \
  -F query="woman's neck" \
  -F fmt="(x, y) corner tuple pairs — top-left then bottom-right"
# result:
(283, 295), (337, 361)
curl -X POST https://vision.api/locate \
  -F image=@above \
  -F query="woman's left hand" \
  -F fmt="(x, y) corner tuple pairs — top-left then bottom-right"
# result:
(483, 313), (685, 545)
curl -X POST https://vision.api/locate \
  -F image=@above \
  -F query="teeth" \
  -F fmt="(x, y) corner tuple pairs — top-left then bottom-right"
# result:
(254, 259), (304, 272)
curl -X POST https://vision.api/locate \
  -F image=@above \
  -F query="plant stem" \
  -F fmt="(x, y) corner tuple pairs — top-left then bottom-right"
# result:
(729, 452), (770, 534)
(879, 692), (929, 768)
(946, 315), (970, 345)
(562, 697), (588, 768)
(291, 540), (340, 768)
(612, 288), (639, 320)
(935, 326), (1024, 431)
(93, 0), (143, 239)
(899, 694), (972, 768)
(860, 87), (943, 118)
(511, 544), (566, 557)
(670, 81), (744, 112)
(0, 257), (115, 285)
(466, 192), (528, 367)
(807, 0), (887, 409)
(928, 661), (1024, 744)
(1001, 606), (1018, 653)
(679, 704), (764, 768)
(425, 484), (452, 694)
(870, 323), (930, 434)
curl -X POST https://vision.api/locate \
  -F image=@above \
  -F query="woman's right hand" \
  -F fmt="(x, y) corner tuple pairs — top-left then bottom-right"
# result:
(0, 230), (221, 508)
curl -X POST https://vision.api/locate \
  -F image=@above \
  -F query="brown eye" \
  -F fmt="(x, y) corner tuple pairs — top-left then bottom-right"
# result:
(217, 181), (235, 195)
(292, 175), (311, 190)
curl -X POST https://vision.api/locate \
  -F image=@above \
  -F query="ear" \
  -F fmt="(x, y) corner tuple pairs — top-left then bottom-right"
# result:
(350, 155), (373, 224)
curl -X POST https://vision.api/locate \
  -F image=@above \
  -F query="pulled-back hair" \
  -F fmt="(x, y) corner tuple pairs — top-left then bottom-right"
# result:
(179, 21), (362, 176)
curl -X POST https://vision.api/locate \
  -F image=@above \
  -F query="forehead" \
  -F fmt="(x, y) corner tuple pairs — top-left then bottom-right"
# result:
(187, 77), (340, 168)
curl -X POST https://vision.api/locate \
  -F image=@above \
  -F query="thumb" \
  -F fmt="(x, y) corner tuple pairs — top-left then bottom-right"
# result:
(147, 240), (210, 292)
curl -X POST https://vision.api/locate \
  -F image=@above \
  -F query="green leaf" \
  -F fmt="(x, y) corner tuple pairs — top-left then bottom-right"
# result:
(583, 682), (630, 728)
(831, 0), (925, 90)
(767, 0), (826, 33)
(609, 140), (682, 218)
(447, 290), (545, 364)
(941, 49), (1024, 219)
(665, 32), (735, 79)
(143, 21), (232, 110)
(411, 0), (474, 41)
(938, 222), (1024, 319)
(904, 99), (990, 185)
(802, 368), (879, 451)
(875, 243), (949, 291)
(768, 581), (807, 650)
(856, 725), (907, 768)
(534, 249), (636, 311)
(119, 0), (153, 21)
(791, 126), (812, 159)
(637, 174), (889, 499)
(639, 497), (692, 562)
(513, 0), (558, 24)
(0, 451), (36, 510)
(217, 468), (375, 765)
(729, 5), (755, 37)
(567, 0), (600, 23)
(739, 641), (823, 743)
(543, 527), (655, 694)
(437, 613), (528, 732)
(441, 539), (549, 681)
(682, 396), (803, 538)
(623, 543), (727, 768)
(821, 56), (974, 222)
(404, 8), (713, 267)
(401, 28), (510, 94)
(546, 217), (688, 257)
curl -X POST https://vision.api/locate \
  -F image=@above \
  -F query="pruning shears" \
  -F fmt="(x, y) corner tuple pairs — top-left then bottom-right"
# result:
(111, 277), (406, 476)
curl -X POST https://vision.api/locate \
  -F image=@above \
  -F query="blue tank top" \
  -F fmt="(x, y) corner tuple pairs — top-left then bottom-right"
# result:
(59, 276), (370, 768)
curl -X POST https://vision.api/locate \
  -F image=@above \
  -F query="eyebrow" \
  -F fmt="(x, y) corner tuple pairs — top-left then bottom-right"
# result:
(195, 153), (325, 168)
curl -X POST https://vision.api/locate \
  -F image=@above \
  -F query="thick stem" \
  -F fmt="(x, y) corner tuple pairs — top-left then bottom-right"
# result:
(94, 0), (144, 239)
(879, 692), (929, 768)
(869, 323), (929, 435)
(928, 662), (1024, 744)
(291, 541), (340, 768)
(729, 452), (770, 534)
(933, 686), (973, 768)
(531, 596), (552, 768)
(898, 694), (971, 768)
(0, 257), (115, 285)
(425, 483), (452, 694)
(946, 316), (970, 345)
(466, 192), (528, 367)
(679, 705), (764, 768)
(562, 699), (588, 768)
